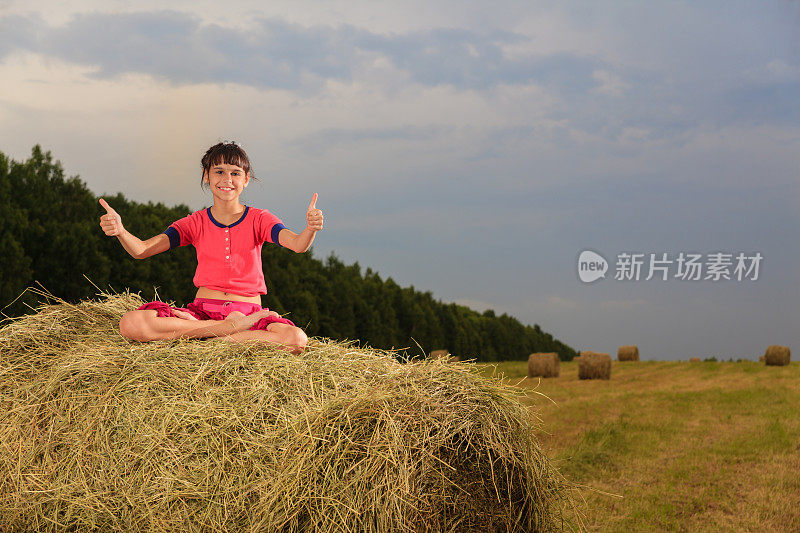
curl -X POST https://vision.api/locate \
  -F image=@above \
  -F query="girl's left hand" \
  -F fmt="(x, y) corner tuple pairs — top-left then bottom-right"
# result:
(306, 193), (324, 232)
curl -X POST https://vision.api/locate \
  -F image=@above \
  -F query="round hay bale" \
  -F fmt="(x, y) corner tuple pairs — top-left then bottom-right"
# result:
(577, 351), (611, 380)
(0, 292), (571, 531)
(689, 357), (701, 363)
(764, 345), (791, 366)
(527, 352), (560, 378)
(758, 355), (765, 363)
(617, 345), (639, 362)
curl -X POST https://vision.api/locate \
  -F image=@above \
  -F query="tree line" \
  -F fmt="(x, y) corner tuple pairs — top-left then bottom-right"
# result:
(0, 146), (577, 362)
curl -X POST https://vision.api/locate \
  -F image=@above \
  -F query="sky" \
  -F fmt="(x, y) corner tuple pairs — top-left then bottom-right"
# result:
(1, 0), (798, 360)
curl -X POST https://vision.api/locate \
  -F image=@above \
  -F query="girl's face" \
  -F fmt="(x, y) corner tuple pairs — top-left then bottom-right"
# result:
(204, 163), (250, 203)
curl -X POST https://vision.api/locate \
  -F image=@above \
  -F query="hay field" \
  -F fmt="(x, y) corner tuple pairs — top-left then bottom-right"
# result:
(479, 360), (800, 532)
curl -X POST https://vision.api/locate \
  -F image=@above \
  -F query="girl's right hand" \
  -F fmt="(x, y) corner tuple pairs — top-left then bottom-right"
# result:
(172, 309), (199, 321)
(99, 198), (124, 236)
(226, 309), (274, 332)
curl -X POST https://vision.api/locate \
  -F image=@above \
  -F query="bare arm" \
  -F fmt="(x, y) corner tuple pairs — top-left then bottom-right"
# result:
(277, 193), (324, 253)
(117, 231), (171, 260)
(278, 227), (317, 253)
(99, 198), (171, 259)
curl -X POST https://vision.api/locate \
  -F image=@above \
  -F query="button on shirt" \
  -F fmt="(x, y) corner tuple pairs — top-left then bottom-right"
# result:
(163, 206), (286, 296)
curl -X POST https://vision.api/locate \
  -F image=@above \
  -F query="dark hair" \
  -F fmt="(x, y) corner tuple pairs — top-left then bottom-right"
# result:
(200, 142), (255, 190)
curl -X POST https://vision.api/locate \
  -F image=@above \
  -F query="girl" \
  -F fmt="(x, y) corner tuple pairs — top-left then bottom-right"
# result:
(99, 141), (323, 354)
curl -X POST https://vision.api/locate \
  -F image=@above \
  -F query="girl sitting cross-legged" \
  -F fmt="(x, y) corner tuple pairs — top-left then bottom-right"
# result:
(99, 141), (323, 354)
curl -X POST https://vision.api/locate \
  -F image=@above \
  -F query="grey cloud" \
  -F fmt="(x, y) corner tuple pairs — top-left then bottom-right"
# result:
(723, 81), (800, 126)
(351, 28), (602, 90)
(2, 7), (794, 146)
(0, 11), (602, 92)
(0, 13), (38, 57)
(289, 124), (450, 154)
(354, 28), (590, 90)
(539, 55), (800, 146)
(36, 12), (356, 90)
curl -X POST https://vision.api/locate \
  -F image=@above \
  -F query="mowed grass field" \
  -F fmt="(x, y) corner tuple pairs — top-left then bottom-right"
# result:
(476, 360), (800, 532)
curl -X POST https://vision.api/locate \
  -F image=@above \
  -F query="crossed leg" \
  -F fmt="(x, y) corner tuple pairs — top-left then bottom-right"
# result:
(214, 323), (308, 355)
(119, 309), (308, 354)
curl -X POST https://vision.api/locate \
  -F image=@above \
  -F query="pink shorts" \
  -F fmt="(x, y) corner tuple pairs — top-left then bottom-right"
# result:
(137, 297), (296, 331)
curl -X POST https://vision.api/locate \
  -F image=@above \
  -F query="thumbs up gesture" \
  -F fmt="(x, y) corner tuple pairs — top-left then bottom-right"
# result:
(306, 193), (324, 232)
(99, 198), (125, 236)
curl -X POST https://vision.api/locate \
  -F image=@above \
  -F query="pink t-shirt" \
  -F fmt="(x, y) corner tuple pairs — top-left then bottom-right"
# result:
(163, 206), (286, 297)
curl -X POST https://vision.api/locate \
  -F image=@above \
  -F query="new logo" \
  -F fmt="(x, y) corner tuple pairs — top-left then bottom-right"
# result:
(578, 250), (608, 283)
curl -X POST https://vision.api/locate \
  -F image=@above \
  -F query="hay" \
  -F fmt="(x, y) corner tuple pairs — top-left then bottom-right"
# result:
(759, 355), (765, 363)
(689, 357), (701, 363)
(577, 352), (611, 380)
(617, 345), (639, 362)
(764, 345), (791, 366)
(0, 291), (571, 532)
(527, 353), (560, 378)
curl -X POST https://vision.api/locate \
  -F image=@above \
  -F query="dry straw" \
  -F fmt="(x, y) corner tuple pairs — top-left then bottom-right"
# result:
(689, 357), (701, 363)
(578, 352), (611, 380)
(764, 345), (791, 366)
(527, 353), (560, 378)
(617, 345), (639, 362)
(0, 290), (573, 532)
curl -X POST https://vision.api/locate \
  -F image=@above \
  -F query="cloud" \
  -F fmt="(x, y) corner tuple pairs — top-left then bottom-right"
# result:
(591, 69), (628, 97)
(37, 12), (360, 90)
(763, 59), (800, 83)
(724, 80), (800, 125)
(6, 6), (794, 136)
(355, 28), (601, 91)
(289, 124), (448, 154)
(0, 10), (604, 93)
(0, 13), (37, 57)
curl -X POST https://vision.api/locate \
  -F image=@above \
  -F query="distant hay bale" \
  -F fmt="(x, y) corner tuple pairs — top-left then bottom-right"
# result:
(617, 345), (639, 362)
(428, 349), (460, 362)
(527, 352), (560, 378)
(759, 355), (765, 363)
(0, 291), (570, 531)
(578, 351), (611, 380)
(764, 345), (791, 366)
(689, 357), (701, 363)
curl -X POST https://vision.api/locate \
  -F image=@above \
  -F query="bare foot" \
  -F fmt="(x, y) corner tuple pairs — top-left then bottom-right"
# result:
(172, 309), (199, 321)
(225, 309), (273, 332)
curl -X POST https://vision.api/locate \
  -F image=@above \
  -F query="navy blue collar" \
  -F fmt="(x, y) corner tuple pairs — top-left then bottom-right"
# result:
(206, 205), (249, 228)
